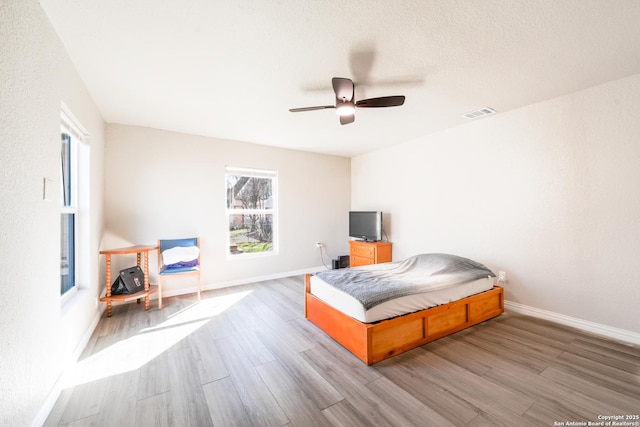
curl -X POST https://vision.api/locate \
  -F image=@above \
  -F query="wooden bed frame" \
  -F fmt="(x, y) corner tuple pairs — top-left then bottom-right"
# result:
(304, 273), (504, 365)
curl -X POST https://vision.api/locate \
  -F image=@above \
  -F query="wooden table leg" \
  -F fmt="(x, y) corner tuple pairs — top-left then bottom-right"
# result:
(143, 250), (150, 311)
(105, 254), (113, 317)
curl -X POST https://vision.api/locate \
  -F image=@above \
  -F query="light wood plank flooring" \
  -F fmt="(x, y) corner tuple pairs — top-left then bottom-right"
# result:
(45, 276), (640, 426)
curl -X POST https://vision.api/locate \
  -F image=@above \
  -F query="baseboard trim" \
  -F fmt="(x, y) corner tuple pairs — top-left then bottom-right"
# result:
(161, 266), (326, 298)
(504, 300), (640, 346)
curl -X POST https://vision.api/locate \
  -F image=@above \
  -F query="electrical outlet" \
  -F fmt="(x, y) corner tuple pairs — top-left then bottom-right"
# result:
(497, 271), (507, 283)
(315, 241), (323, 248)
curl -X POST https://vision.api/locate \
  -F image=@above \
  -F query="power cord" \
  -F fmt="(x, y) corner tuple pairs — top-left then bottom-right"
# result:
(318, 244), (331, 270)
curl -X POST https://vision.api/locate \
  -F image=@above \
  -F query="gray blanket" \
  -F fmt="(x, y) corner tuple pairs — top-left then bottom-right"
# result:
(315, 253), (495, 310)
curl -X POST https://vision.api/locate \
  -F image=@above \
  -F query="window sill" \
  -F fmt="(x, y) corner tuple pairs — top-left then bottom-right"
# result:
(60, 286), (89, 318)
(227, 250), (278, 260)
(61, 285), (78, 306)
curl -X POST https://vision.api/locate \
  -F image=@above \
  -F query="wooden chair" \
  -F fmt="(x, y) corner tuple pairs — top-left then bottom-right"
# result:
(157, 237), (201, 309)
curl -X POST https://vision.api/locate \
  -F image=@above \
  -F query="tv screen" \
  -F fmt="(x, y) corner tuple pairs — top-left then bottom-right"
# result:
(349, 211), (382, 241)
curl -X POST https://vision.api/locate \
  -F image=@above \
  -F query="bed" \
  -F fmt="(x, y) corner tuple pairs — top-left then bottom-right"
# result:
(304, 253), (504, 365)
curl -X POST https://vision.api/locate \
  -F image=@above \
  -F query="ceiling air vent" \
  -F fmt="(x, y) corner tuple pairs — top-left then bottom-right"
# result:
(462, 107), (496, 120)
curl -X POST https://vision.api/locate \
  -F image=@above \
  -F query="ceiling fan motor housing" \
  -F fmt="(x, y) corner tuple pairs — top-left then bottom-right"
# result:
(336, 100), (355, 116)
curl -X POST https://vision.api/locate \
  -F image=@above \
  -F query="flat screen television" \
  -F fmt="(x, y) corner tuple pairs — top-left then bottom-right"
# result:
(349, 211), (383, 241)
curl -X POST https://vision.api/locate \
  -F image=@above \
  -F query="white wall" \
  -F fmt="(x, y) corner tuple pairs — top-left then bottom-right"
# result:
(352, 73), (640, 335)
(0, 1), (105, 425)
(104, 124), (350, 293)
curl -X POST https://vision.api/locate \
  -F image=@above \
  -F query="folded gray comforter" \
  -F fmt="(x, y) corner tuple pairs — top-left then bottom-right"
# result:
(315, 253), (495, 310)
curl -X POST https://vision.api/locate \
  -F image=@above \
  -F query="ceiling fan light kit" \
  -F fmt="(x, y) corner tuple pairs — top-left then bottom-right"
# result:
(336, 102), (355, 116)
(290, 77), (405, 125)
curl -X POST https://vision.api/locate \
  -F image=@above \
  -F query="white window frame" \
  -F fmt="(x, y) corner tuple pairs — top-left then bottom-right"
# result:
(225, 166), (278, 259)
(60, 105), (89, 303)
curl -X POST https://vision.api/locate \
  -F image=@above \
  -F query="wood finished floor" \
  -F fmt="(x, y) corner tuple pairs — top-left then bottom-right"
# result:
(45, 276), (640, 427)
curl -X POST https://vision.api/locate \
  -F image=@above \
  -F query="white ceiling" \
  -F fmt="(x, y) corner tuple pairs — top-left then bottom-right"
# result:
(40, 0), (640, 157)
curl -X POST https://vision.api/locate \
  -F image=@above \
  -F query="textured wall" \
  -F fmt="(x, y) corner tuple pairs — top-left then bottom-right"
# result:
(352, 73), (640, 335)
(104, 124), (350, 292)
(0, 1), (104, 425)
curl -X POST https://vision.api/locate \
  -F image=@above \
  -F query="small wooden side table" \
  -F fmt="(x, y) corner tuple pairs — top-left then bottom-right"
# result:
(99, 244), (159, 317)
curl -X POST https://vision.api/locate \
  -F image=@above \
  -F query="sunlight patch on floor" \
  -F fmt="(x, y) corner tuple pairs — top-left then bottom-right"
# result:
(64, 289), (253, 387)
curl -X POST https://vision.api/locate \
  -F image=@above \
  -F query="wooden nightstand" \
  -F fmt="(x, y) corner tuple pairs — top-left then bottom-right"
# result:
(349, 240), (392, 267)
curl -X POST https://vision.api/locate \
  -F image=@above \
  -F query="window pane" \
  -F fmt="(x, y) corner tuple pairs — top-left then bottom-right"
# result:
(229, 213), (273, 254)
(61, 133), (72, 207)
(226, 175), (273, 210)
(61, 213), (75, 294)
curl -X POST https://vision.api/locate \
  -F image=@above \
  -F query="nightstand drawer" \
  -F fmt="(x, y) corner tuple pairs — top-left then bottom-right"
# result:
(350, 244), (375, 258)
(351, 255), (374, 267)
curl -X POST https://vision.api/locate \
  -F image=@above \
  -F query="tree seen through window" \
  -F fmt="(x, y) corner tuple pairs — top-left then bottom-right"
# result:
(226, 169), (276, 255)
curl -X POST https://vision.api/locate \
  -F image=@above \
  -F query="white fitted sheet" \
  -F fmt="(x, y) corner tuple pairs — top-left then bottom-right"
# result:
(310, 274), (494, 323)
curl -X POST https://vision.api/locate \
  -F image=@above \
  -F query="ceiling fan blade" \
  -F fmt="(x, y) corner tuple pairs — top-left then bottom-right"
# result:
(332, 77), (354, 102)
(289, 105), (335, 112)
(340, 114), (355, 125)
(356, 95), (405, 108)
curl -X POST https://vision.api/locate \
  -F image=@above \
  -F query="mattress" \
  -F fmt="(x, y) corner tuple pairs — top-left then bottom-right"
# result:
(309, 273), (495, 323)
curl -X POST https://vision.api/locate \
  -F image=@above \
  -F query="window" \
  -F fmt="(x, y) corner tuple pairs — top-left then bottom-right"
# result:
(225, 167), (277, 256)
(60, 108), (89, 296)
(60, 130), (76, 295)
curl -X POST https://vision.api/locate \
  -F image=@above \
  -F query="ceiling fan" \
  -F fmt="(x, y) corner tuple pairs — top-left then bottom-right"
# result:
(289, 77), (405, 125)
